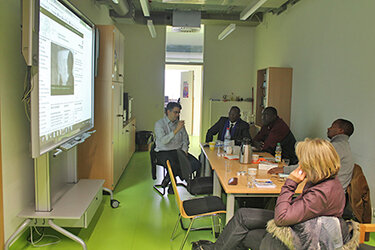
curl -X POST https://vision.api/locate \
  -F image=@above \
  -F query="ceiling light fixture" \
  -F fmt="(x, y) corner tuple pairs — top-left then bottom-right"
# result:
(240, 0), (268, 20)
(140, 0), (150, 17)
(147, 20), (157, 38)
(218, 24), (236, 40)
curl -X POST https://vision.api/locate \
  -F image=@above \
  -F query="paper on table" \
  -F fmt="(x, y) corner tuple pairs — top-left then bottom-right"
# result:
(224, 154), (239, 160)
(258, 161), (278, 170)
(254, 179), (276, 188)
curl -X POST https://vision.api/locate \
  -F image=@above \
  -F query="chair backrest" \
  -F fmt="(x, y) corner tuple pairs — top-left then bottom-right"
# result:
(176, 150), (192, 184)
(280, 131), (298, 165)
(347, 164), (372, 223)
(166, 160), (184, 213)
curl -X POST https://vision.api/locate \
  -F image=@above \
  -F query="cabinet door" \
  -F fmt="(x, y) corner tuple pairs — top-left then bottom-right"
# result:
(113, 28), (125, 83)
(267, 67), (292, 126)
(112, 83), (123, 187)
(112, 29), (120, 82)
(119, 126), (126, 172)
(117, 31), (125, 83)
(123, 124), (130, 167)
(130, 119), (136, 155)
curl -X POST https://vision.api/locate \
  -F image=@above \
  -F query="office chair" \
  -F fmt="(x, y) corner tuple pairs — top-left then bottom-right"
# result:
(150, 142), (169, 195)
(347, 164), (372, 241)
(360, 224), (375, 244)
(150, 143), (186, 196)
(176, 149), (213, 195)
(166, 160), (226, 250)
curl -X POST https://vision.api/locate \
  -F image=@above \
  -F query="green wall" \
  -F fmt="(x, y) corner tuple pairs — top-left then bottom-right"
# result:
(117, 23), (255, 142)
(254, 0), (375, 208)
(117, 24), (167, 132)
(202, 25), (255, 142)
(0, 0), (35, 240)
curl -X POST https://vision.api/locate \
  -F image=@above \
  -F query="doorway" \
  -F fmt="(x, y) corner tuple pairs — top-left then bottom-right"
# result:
(164, 64), (203, 139)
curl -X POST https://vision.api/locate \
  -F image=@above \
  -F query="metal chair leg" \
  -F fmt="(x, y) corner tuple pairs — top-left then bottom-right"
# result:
(180, 217), (195, 250)
(211, 215), (216, 239)
(179, 217), (211, 231)
(153, 166), (167, 196)
(171, 214), (181, 241)
(218, 215), (223, 234)
(153, 184), (166, 196)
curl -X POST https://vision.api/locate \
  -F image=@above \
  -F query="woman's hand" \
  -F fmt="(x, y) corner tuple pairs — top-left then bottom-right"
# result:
(288, 166), (306, 184)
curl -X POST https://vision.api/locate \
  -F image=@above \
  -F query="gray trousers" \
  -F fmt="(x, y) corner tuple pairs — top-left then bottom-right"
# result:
(207, 208), (287, 250)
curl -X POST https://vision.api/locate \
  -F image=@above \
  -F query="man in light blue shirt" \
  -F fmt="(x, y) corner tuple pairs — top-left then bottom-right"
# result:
(154, 102), (201, 193)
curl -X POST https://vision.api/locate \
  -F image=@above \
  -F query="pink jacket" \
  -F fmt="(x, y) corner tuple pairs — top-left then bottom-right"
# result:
(274, 177), (345, 227)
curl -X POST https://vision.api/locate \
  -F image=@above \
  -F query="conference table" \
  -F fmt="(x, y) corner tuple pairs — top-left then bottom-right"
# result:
(200, 144), (305, 223)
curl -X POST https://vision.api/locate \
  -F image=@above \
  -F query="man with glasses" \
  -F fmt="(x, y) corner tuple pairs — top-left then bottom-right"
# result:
(154, 102), (201, 193)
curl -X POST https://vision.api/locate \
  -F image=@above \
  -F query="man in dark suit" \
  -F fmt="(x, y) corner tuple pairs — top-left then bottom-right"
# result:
(206, 106), (251, 146)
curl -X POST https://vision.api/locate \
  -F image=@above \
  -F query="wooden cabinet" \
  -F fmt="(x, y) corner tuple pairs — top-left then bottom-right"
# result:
(78, 25), (135, 190)
(95, 25), (125, 83)
(255, 67), (293, 126)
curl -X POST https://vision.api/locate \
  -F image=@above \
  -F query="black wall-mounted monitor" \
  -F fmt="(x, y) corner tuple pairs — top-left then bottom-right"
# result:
(22, 0), (96, 158)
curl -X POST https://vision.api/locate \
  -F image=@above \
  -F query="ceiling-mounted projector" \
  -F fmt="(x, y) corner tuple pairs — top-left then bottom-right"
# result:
(172, 10), (201, 28)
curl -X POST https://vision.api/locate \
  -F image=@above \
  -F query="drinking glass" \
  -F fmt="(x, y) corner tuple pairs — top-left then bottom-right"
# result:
(283, 159), (290, 166)
(247, 168), (257, 188)
(225, 160), (232, 173)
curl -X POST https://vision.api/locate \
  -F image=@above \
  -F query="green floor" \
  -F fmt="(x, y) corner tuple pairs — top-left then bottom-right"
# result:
(11, 148), (216, 249)
(10, 141), (375, 249)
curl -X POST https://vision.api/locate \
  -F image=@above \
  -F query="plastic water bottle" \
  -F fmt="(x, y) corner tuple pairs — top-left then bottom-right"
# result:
(224, 128), (231, 153)
(275, 143), (282, 163)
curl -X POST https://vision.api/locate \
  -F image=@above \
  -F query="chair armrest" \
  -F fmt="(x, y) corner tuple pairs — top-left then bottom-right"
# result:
(359, 224), (375, 243)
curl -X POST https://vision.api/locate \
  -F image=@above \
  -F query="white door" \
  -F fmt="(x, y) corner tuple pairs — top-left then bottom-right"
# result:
(179, 71), (194, 135)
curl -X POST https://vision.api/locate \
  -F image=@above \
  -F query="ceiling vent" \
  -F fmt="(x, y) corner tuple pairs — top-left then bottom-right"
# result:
(172, 10), (201, 28)
(171, 26), (201, 33)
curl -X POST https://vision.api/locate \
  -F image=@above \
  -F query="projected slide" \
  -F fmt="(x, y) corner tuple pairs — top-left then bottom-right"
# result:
(37, 0), (94, 153)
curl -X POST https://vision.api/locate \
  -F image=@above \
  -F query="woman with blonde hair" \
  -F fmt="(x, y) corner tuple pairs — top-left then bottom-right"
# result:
(193, 138), (360, 250)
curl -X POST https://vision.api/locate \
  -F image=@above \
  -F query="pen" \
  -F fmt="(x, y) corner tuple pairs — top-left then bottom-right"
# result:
(256, 180), (272, 184)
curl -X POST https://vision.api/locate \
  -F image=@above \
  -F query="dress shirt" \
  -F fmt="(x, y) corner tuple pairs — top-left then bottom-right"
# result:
(154, 116), (189, 153)
(284, 134), (354, 191)
(253, 117), (290, 151)
(229, 122), (236, 135)
(205, 117), (250, 146)
(330, 134), (354, 190)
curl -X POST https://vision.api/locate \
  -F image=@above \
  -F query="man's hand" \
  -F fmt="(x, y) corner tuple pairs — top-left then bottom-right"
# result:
(252, 140), (264, 151)
(268, 167), (284, 174)
(174, 120), (185, 134)
(288, 166), (306, 184)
